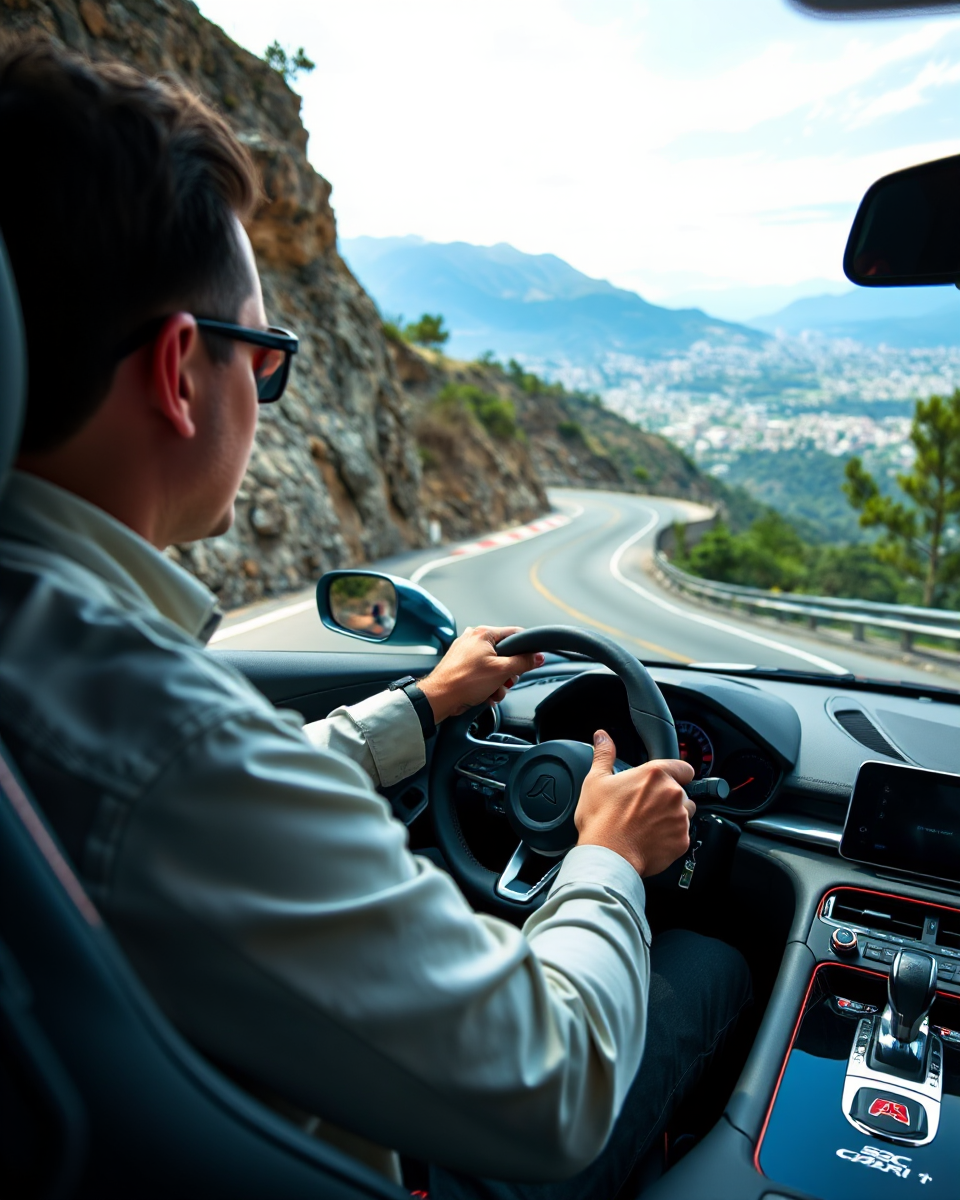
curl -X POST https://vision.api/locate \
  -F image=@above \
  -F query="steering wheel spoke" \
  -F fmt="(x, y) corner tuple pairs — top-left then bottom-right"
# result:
(454, 736), (527, 791)
(496, 842), (563, 903)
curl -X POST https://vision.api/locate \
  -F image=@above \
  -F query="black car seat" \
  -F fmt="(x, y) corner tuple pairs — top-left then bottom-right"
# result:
(0, 232), (404, 1199)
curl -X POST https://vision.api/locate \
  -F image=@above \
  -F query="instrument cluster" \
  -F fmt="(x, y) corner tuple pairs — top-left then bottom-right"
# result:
(533, 673), (781, 813)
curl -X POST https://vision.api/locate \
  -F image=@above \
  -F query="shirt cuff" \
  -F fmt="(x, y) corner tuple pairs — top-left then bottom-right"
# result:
(346, 688), (426, 787)
(549, 844), (651, 945)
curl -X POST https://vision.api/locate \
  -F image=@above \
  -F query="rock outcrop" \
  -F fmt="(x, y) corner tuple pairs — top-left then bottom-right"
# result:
(396, 345), (729, 524)
(389, 341), (549, 542)
(1, 0), (428, 609)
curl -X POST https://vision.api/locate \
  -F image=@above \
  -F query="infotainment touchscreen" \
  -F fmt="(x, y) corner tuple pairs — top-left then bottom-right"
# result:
(841, 760), (960, 886)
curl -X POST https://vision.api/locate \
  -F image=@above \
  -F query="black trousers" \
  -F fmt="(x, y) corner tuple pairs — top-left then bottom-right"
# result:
(429, 930), (752, 1200)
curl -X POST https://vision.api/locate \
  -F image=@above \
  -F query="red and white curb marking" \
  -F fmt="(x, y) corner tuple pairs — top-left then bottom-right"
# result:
(211, 507), (581, 643)
(410, 507), (581, 583)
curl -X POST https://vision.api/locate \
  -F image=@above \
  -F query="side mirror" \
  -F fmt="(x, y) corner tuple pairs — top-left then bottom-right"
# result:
(316, 570), (457, 652)
(844, 153), (960, 287)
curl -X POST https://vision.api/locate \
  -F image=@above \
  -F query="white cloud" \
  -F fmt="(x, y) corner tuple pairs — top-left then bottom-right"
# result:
(197, 1), (960, 298)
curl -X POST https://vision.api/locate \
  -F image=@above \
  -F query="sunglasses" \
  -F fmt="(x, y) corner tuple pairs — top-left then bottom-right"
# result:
(115, 317), (300, 404)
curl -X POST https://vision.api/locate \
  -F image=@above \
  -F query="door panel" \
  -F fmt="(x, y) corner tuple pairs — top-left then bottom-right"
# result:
(212, 650), (439, 722)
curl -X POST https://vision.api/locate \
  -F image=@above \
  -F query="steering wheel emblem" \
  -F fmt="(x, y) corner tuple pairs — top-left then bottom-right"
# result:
(526, 775), (558, 804)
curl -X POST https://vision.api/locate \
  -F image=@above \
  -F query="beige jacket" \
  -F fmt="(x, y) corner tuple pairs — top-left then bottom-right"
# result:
(0, 470), (652, 1182)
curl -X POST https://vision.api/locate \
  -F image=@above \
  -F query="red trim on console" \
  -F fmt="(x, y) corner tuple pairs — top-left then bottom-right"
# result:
(753, 956), (958, 1176)
(820, 885), (960, 920)
(753, 962), (887, 1175)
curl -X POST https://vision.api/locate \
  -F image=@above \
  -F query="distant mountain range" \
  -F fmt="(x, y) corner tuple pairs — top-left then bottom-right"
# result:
(341, 236), (767, 363)
(747, 286), (959, 348)
(341, 235), (959, 360)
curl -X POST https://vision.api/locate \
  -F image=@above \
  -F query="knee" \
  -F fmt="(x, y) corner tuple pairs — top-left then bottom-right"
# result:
(652, 928), (753, 1010)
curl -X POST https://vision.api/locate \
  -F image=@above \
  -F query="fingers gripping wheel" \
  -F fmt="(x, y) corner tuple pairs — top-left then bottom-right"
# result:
(430, 625), (680, 913)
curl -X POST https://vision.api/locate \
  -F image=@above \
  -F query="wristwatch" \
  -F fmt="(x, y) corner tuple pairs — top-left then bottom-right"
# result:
(388, 675), (437, 740)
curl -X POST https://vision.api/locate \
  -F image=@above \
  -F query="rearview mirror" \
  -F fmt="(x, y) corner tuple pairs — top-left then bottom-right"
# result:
(317, 570), (457, 652)
(844, 153), (960, 287)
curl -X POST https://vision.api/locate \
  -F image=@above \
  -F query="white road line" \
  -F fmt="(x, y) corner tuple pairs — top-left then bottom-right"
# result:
(210, 598), (315, 644)
(212, 505), (586, 644)
(411, 504), (585, 584)
(609, 508), (850, 676)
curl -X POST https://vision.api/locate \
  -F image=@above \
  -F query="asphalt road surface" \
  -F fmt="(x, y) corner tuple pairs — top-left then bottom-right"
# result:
(213, 489), (960, 691)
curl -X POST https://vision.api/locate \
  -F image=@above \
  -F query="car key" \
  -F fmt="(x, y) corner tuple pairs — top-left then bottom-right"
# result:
(678, 818), (702, 890)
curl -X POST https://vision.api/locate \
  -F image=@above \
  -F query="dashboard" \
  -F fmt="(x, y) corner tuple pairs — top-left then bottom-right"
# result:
(494, 662), (960, 834)
(532, 670), (783, 812)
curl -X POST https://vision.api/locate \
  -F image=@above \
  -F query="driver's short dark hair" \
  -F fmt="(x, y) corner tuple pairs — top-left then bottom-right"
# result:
(0, 40), (260, 453)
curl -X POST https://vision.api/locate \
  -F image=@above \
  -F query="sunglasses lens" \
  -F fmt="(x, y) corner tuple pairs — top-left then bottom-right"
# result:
(255, 348), (288, 402)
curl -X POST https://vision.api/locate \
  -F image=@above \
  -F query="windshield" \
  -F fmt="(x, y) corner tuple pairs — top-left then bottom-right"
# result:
(194, 1), (960, 695)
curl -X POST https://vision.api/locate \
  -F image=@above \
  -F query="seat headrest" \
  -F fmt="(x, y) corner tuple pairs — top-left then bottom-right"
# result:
(0, 230), (26, 490)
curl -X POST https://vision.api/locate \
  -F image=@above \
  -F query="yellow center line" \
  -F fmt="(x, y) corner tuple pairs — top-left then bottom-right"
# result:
(528, 506), (693, 664)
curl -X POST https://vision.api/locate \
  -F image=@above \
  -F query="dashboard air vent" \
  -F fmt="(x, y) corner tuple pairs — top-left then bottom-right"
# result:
(827, 891), (925, 941)
(833, 709), (904, 760)
(937, 910), (960, 954)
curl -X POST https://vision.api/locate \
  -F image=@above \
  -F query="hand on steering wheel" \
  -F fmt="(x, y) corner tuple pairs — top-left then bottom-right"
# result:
(418, 626), (545, 720)
(430, 625), (689, 914)
(577, 730), (695, 878)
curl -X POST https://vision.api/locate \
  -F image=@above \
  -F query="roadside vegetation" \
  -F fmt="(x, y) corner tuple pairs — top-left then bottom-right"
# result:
(434, 383), (521, 441)
(675, 390), (960, 610)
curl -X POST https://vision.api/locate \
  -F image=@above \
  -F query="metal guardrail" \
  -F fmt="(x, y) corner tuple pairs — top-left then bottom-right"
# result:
(653, 552), (960, 652)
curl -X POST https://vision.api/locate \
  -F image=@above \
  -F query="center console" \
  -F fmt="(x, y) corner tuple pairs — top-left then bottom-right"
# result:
(757, 959), (960, 1198)
(647, 863), (960, 1199)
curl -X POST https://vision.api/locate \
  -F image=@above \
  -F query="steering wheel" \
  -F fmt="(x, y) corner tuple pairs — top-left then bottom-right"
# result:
(430, 625), (680, 915)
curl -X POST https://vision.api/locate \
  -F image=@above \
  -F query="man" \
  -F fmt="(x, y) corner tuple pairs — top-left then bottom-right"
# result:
(0, 42), (750, 1197)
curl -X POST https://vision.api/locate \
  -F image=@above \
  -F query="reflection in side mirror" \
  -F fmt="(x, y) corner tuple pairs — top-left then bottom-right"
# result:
(317, 570), (457, 652)
(328, 574), (398, 642)
(844, 153), (960, 287)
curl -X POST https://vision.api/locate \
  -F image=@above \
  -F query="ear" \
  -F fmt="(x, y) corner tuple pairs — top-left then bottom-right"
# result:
(150, 313), (202, 439)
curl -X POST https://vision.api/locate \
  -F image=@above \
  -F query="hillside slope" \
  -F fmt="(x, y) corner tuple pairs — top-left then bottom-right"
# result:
(391, 343), (757, 537)
(343, 236), (769, 364)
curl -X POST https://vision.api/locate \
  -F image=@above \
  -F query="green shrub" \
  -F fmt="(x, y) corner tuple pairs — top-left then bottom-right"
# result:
(633, 465), (650, 482)
(678, 511), (909, 602)
(436, 383), (519, 440)
(404, 313), (449, 349)
(382, 320), (406, 345)
(557, 420), (584, 441)
(264, 42), (315, 84)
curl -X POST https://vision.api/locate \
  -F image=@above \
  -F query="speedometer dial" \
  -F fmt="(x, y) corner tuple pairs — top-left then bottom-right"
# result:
(676, 721), (714, 779)
(721, 751), (777, 809)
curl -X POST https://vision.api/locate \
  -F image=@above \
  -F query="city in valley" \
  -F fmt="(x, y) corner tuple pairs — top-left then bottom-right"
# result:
(542, 337), (960, 541)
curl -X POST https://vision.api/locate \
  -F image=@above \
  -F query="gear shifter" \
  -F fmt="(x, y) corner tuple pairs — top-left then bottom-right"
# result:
(873, 948), (938, 1076)
(842, 949), (943, 1146)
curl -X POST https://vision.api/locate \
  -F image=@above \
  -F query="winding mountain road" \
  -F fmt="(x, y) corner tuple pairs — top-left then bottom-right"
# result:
(214, 489), (960, 690)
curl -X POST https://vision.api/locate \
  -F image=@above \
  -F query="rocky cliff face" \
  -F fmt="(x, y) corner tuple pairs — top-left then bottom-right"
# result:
(1, 0), (428, 609)
(389, 342), (549, 542)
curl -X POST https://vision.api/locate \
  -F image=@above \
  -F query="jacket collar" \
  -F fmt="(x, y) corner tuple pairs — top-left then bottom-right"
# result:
(0, 470), (221, 642)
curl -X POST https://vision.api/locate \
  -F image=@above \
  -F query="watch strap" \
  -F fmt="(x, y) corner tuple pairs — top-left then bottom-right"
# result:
(389, 675), (436, 740)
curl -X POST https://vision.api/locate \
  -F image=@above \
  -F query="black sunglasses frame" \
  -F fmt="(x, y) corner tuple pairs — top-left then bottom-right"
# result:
(114, 317), (300, 404)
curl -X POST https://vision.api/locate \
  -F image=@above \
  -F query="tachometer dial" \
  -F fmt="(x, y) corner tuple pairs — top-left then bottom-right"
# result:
(721, 751), (777, 810)
(676, 721), (715, 779)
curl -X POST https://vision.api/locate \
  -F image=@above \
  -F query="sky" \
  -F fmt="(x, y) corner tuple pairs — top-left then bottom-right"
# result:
(196, 0), (960, 318)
